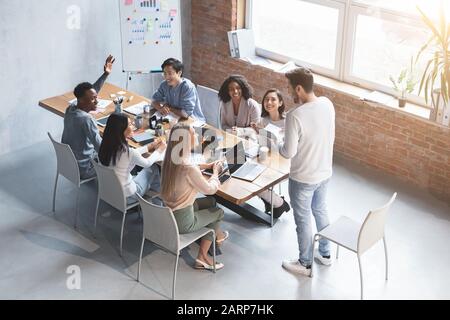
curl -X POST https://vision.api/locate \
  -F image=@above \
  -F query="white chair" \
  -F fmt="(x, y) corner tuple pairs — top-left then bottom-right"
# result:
(136, 194), (217, 300)
(197, 85), (221, 129)
(48, 132), (96, 228)
(91, 160), (140, 256)
(311, 193), (397, 299)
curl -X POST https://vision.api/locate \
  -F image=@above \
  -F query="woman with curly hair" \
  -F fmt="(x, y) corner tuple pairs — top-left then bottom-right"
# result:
(218, 75), (261, 132)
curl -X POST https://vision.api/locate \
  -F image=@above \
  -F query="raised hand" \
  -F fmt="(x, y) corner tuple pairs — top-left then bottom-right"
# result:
(104, 54), (116, 74)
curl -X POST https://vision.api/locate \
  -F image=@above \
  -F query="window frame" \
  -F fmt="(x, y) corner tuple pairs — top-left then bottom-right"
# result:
(246, 0), (346, 79)
(246, 0), (432, 108)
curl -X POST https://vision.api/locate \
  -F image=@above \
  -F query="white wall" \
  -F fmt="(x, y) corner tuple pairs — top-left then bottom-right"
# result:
(0, 0), (191, 157)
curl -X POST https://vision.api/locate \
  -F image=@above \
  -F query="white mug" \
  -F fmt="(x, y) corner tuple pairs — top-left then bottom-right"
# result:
(259, 146), (269, 161)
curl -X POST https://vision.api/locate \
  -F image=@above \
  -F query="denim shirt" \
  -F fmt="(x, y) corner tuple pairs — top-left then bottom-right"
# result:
(152, 78), (206, 122)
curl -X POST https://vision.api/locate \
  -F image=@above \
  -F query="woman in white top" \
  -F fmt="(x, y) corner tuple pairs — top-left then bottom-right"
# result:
(219, 75), (261, 134)
(98, 113), (166, 204)
(252, 89), (291, 218)
(161, 123), (228, 271)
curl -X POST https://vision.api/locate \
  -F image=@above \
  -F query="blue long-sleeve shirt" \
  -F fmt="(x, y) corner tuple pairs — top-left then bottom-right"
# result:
(61, 73), (107, 178)
(152, 78), (206, 122)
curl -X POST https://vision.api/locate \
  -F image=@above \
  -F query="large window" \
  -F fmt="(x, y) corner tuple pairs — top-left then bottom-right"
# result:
(250, 0), (344, 77)
(247, 0), (446, 106)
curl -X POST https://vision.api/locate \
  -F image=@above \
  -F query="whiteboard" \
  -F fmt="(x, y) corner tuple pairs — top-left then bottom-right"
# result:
(118, 0), (182, 73)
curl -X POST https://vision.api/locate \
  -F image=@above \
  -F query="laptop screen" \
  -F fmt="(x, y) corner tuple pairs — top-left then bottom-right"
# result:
(225, 141), (246, 165)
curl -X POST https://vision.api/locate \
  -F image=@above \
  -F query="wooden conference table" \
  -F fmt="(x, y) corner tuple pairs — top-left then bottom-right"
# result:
(39, 83), (290, 226)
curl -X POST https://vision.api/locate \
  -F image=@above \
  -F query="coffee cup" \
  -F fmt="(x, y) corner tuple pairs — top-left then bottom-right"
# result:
(134, 115), (143, 129)
(259, 146), (269, 161)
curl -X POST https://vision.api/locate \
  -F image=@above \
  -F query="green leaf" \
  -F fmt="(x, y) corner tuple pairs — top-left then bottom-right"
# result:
(389, 75), (399, 91)
(418, 58), (434, 96)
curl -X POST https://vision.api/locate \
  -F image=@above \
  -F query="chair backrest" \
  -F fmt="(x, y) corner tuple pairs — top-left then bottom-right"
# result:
(48, 132), (81, 186)
(197, 85), (221, 129)
(91, 160), (127, 212)
(358, 193), (397, 254)
(137, 195), (180, 254)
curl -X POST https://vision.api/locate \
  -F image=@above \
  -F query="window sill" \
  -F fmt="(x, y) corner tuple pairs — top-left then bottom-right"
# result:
(240, 57), (441, 126)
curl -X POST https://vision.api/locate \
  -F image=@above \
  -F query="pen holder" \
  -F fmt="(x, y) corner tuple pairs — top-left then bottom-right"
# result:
(113, 96), (124, 114)
(134, 115), (143, 129)
(155, 124), (164, 137)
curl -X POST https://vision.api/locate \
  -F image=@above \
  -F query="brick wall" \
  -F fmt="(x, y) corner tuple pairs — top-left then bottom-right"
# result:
(191, 0), (450, 201)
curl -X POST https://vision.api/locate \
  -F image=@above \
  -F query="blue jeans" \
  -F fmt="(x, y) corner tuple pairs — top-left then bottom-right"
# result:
(127, 164), (161, 205)
(288, 178), (331, 267)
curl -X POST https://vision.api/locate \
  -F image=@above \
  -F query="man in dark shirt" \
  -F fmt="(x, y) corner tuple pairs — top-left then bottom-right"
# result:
(61, 55), (115, 179)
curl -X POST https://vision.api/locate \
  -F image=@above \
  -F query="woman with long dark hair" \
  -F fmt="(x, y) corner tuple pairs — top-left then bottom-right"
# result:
(218, 75), (261, 132)
(252, 89), (290, 218)
(98, 113), (166, 203)
(160, 123), (228, 270)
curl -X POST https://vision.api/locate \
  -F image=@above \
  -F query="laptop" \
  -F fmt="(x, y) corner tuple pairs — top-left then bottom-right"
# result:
(204, 141), (266, 182)
(131, 131), (155, 145)
(96, 116), (109, 127)
(228, 142), (266, 181)
(194, 126), (222, 153)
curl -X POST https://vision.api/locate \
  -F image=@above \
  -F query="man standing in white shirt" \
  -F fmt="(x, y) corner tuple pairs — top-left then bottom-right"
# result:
(279, 67), (335, 276)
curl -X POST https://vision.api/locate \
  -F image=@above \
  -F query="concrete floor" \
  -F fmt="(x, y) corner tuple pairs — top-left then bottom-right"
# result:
(0, 140), (449, 300)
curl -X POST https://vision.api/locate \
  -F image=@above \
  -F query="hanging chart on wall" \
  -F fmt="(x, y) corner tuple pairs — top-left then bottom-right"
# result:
(119, 0), (182, 73)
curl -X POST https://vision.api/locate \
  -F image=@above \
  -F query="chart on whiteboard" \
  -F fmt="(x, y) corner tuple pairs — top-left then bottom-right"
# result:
(119, 0), (182, 72)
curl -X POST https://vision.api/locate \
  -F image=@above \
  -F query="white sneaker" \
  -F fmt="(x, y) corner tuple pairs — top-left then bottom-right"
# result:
(314, 252), (332, 266)
(282, 259), (311, 276)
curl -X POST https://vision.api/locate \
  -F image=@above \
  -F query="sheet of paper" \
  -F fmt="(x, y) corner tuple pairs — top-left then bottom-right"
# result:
(360, 91), (394, 105)
(69, 98), (111, 114)
(153, 111), (180, 122)
(265, 123), (282, 136)
(124, 101), (149, 116)
(191, 119), (206, 127)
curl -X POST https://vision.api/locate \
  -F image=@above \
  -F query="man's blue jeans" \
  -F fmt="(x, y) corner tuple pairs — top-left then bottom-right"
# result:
(288, 178), (331, 267)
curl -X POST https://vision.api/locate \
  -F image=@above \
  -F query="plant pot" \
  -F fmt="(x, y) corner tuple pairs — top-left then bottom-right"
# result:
(398, 98), (406, 108)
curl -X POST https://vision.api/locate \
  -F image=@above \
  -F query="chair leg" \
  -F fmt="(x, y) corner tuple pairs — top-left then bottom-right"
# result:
(211, 230), (216, 273)
(52, 174), (59, 213)
(310, 234), (319, 278)
(383, 236), (389, 281)
(357, 254), (364, 300)
(172, 254), (179, 300)
(278, 182), (282, 195)
(336, 245), (340, 259)
(270, 187), (274, 227)
(120, 212), (127, 256)
(93, 196), (100, 237)
(74, 188), (80, 229)
(137, 237), (145, 282)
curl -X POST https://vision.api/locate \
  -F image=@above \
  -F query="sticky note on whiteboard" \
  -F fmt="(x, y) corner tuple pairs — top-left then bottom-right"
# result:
(161, 0), (169, 11)
(125, 0), (133, 5)
(169, 9), (177, 17)
(147, 20), (154, 31)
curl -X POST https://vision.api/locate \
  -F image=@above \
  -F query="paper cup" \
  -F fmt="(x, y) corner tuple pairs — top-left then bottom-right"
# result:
(259, 146), (269, 161)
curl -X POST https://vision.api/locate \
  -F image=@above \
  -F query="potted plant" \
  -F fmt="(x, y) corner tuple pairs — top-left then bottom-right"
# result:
(389, 57), (417, 108)
(416, 2), (450, 124)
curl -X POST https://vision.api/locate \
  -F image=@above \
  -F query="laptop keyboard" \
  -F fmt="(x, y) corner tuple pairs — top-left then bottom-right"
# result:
(233, 163), (265, 180)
